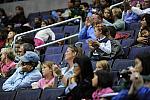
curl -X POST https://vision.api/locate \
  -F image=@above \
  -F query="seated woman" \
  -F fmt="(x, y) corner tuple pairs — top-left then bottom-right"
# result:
(0, 48), (16, 77)
(53, 45), (83, 87)
(31, 61), (55, 89)
(64, 55), (96, 99)
(136, 14), (150, 46)
(136, 26), (150, 46)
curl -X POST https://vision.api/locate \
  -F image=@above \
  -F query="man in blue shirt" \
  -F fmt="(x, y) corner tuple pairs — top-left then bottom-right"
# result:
(2, 51), (42, 91)
(78, 16), (96, 40)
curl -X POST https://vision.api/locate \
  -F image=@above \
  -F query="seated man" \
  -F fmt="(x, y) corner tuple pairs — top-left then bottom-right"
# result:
(2, 51), (42, 91)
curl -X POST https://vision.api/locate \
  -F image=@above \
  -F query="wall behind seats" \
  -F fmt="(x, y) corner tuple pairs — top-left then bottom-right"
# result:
(0, 0), (92, 17)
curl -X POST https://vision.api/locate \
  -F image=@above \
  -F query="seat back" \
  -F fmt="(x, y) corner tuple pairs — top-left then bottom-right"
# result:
(112, 59), (134, 71)
(44, 53), (64, 64)
(45, 46), (63, 54)
(0, 78), (7, 91)
(128, 46), (150, 60)
(51, 26), (64, 34)
(63, 25), (79, 35)
(15, 89), (41, 100)
(121, 38), (135, 48)
(0, 91), (17, 100)
(40, 88), (65, 100)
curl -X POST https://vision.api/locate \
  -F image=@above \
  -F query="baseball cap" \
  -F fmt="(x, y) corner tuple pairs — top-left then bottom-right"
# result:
(19, 51), (40, 63)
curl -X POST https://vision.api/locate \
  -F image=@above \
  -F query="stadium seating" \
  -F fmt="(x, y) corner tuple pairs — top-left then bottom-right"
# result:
(111, 59), (134, 71)
(44, 53), (64, 64)
(15, 89), (42, 100)
(128, 46), (150, 60)
(0, 91), (17, 100)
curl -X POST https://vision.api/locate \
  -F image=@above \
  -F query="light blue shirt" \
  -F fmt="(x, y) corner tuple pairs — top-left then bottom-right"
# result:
(58, 66), (74, 88)
(122, 11), (140, 24)
(2, 67), (42, 91)
(78, 25), (96, 40)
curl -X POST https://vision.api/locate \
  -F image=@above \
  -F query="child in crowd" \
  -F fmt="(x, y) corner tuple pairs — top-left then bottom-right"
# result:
(136, 26), (150, 46)
(0, 48), (16, 77)
(32, 61), (55, 89)
(95, 60), (110, 71)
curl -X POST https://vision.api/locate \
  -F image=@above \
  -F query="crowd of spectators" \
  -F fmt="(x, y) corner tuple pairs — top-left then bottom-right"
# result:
(0, 0), (150, 100)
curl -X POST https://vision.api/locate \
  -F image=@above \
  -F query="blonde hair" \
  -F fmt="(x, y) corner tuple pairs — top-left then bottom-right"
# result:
(96, 60), (109, 70)
(112, 7), (122, 19)
(42, 61), (54, 70)
(1, 47), (15, 60)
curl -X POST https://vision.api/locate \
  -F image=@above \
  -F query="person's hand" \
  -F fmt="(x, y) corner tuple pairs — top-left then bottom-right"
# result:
(53, 64), (62, 77)
(85, 17), (91, 27)
(43, 82), (53, 89)
(129, 72), (144, 95)
(130, 72), (143, 88)
(31, 82), (39, 89)
(137, 37), (148, 44)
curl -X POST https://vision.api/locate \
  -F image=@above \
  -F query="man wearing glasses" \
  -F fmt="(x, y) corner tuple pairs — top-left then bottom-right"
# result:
(2, 51), (42, 91)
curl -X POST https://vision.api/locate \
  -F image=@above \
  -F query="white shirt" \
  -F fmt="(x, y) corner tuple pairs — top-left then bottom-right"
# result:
(35, 28), (55, 42)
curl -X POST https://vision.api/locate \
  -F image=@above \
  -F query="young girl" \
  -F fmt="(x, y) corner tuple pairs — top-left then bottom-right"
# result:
(95, 60), (110, 71)
(32, 61), (55, 89)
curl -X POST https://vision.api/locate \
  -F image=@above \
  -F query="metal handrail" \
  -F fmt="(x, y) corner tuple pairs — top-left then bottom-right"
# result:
(109, 1), (124, 9)
(35, 34), (78, 49)
(13, 16), (82, 51)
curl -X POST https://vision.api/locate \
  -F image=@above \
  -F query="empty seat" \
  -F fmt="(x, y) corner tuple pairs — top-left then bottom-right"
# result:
(122, 47), (130, 58)
(44, 53), (64, 64)
(0, 91), (17, 100)
(63, 25), (79, 35)
(128, 46), (150, 60)
(55, 33), (65, 40)
(121, 38), (135, 47)
(51, 26), (64, 34)
(45, 46), (63, 54)
(112, 59), (134, 71)
(40, 88), (65, 100)
(15, 89), (41, 100)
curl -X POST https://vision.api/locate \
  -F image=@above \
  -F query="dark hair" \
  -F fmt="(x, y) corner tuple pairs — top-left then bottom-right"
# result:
(0, 8), (7, 17)
(135, 52), (150, 75)
(81, 2), (89, 8)
(95, 70), (113, 88)
(94, 23), (109, 36)
(21, 43), (35, 53)
(15, 6), (24, 15)
(141, 14), (150, 28)
(16, 36), (35, 45)
(73, 55), (94, 80)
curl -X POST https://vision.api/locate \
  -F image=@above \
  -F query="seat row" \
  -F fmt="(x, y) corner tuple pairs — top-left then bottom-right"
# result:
(0, 87), (64, 100)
